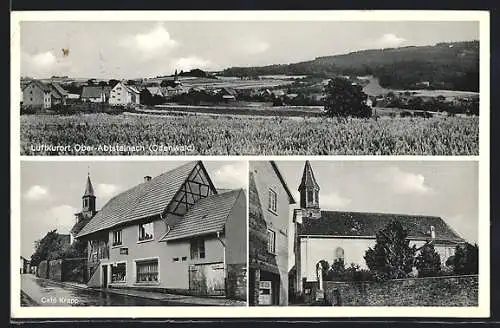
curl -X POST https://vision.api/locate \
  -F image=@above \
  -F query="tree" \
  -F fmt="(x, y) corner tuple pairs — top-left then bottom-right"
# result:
(451, 243), (479, 275)
(98, 81), (107, 87)
(364, 220), (417, 281)
(323, 77), (372, 118)
(87, 79), (96, 86)
(30, 230), (70, 266)
(63, 238), (87, 259)
(415, 243), (442, 277)
(315, 260), (330, 282)
(327, 258), (346, 281)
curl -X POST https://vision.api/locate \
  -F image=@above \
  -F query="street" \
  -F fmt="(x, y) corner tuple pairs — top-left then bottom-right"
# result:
(20, 274), (207, 306)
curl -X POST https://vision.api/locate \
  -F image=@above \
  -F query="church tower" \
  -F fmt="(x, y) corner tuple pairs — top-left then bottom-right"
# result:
(82, 173), (96, 219)
(298, 161), (321, 219)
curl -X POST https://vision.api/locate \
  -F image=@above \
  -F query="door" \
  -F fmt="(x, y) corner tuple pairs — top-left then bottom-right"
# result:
(189, 263), (225, 296)
(102, 265), (108, 288)
(258, 281), (273, 305)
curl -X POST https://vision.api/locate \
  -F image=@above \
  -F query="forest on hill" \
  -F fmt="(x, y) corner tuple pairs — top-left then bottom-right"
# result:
(221, 41), (479, 92)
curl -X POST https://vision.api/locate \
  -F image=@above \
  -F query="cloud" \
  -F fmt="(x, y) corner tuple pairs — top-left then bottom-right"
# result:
(171, 56), (211, 71)
(321, 192), (352, 209)
(128, 24), (178, 53)
(31, 51), (57, 66)
(22, 50), (73, 77)
(375, 33), (407, 48)
(95, 183), (122, 198)
(375, 167), (432, 195)
(46, 205), (78, 234)
(24, 185), (50, 201)
(212, 163), (247, 189)
(233, 37), (270, 55)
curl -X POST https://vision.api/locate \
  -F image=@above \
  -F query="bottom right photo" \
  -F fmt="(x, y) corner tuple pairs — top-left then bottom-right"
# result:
(248, 160), (479, 307)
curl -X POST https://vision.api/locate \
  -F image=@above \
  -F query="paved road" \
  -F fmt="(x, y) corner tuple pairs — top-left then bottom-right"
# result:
(20, 274), (197, 306)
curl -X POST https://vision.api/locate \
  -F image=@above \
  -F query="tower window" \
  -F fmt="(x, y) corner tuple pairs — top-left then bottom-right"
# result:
(267, 229), (276, 254)
(315, 190), (319, 203)
(335, 247), (345, 262)
(307, 190), (314, 204)
(83, 198), (89, 208)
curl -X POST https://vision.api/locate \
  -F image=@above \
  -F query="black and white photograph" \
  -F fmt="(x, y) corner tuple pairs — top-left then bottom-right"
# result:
(249, 160), (479, 307)
(18, 19), (480, 156)
(19, 160), (248, 306)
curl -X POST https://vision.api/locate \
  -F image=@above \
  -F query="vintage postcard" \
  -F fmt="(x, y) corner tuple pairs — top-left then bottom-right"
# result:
(10, 10), (490, 320)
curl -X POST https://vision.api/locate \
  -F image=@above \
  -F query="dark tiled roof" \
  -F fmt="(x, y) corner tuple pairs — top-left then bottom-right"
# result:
(70, 214), (93, 236)
(160, 189), (244, 241)
(51, 83), (68, 97)
(77, 161), (199, 238)
(83, 175), (95, 197)
(298, 210), (463, 242)
(298, 160), (320, 191)
(23, 80), (52, 93)
(81, 86), (105, 98)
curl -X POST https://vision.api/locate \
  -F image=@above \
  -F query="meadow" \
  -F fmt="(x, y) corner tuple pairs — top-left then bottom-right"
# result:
(20, 113), (479, 156)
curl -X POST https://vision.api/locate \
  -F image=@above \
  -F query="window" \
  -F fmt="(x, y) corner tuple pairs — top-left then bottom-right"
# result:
(190, 238), (205, 260)
(268, 189), (277, 213)
(112, 230), (122, 246)
(136, 259), (158, 283)
(138, 222), (154, 241)
(335, 247), (344, 261)
(315, 190), (319, 203)
(173, 258), (179, 262)
(181, 256), (187, 261)
(307, 190), (314, 203)
(111, 263), (126, 283)
(267, 229), (276, 254)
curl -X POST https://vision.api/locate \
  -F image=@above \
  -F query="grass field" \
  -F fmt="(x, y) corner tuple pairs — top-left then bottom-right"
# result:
(20, 113), (479, 156)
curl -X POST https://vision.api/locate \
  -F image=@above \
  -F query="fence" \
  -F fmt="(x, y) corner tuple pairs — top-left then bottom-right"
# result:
(304, 275), (478, 306)
(35, 258), (88, 283)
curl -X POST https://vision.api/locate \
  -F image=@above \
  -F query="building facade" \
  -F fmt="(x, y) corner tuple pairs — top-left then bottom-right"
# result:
(109, 82), (140, 106)
(249, 161), (295, 306)
(292, 161), (465, 296)
(73, 161), (247, 300)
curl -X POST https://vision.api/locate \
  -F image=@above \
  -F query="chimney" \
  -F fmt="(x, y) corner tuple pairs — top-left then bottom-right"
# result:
(144, 176), (152, 183)
(430, 226), (436, 239)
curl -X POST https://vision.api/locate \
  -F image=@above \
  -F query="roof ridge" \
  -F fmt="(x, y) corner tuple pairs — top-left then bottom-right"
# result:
(321, 209), (442, 219)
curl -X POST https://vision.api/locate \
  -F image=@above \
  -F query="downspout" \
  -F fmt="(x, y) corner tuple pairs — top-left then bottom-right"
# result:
(216, 231), (227, 287)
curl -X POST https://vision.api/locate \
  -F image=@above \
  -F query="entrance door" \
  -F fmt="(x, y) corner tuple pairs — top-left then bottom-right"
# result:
(258, 281), (273, 305)
(189, 263), (225, 296)
(102, 265), (108, 288)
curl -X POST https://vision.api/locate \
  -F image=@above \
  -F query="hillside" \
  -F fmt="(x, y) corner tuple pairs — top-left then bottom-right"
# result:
(222, 41), (479, 92)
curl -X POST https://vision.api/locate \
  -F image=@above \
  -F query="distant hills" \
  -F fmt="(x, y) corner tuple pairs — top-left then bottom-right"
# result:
(221, 41), (479, 92)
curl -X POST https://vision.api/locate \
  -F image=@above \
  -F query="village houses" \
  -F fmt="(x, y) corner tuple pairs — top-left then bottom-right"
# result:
(71, 161), (247, 300)
(22, 80), (69, 109)
(249, 161), (296, 306)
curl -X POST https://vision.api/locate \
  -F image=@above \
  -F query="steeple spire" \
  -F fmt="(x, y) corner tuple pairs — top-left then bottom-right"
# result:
(82, 172), (96, 216)
(298, 161), (321, 214)
(83, 173), (95, 197)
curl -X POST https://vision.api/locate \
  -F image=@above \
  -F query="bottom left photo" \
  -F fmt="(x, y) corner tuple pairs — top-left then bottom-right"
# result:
(19, 160), (248, 306)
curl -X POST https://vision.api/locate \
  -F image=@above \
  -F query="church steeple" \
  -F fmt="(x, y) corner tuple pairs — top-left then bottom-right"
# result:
(82, 173), (96, 217)
(298, 161), (321, 219)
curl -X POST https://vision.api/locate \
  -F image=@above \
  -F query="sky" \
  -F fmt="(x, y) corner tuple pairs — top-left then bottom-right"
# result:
(276, 160), (479, 246)
(20, 160), (247, 259)
(20, 21), (479, 79)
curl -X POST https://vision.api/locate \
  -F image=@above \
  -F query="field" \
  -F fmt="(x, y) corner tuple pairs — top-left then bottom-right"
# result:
(20, 113), (479, 156)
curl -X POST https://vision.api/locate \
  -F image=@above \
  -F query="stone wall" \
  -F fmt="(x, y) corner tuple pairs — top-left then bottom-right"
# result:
(226, 263), (247, 301)
(313, 275), (479, 306)
(48, 259), (63, 281)
(36, 260), (49, 279)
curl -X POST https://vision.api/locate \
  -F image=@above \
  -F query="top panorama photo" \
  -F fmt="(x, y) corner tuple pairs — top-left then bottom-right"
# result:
(18, 20), (480, 156)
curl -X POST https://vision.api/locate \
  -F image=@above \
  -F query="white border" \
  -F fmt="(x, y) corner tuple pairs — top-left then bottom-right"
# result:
(11, 10), (490, 319)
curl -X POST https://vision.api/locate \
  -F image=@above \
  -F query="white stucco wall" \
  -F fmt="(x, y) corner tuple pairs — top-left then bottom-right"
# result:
(299, 237), (455, 282)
